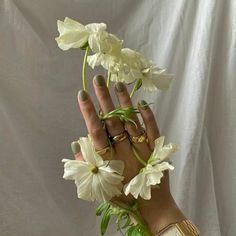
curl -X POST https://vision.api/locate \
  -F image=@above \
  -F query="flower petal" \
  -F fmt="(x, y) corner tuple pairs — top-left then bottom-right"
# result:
(75, 174), (94, 201)
(55, 17), (89, 50)
(77, 136), (104, 166)
(62, 159), (89, 180)
(148, 137), (178, 165)
(151, 71), (173, 90)
(123, 172), (146, 199)
(102, 160), (125, 175)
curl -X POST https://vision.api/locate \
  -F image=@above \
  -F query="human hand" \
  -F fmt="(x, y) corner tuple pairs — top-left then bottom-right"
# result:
(72, 75), (185, 234)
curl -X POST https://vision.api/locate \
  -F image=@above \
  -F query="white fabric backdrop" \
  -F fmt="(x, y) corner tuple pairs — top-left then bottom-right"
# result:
(1, 0), (235, 235)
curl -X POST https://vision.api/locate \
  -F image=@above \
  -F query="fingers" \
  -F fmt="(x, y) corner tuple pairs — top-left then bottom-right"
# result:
(71, 141), (84, 161)
(77, 90), (109, 151)
(114, 82), (152, 160)
(92, 75), (130, 148)
(138, 100), (160, 150)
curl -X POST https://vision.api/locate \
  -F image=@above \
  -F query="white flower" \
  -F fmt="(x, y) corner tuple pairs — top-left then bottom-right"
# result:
(56, 17), (123, 55)
(141, 67), (173, 91)
(55, 17), (89, 50)
(109, 48), (173, 91)
(86, 25), (122, 54)
(87, 32), (123, 71)
(62, 136), (124, 203)
(124, 136), (177, 200)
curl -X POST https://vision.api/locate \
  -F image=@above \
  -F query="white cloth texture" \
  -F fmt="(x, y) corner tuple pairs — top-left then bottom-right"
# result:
(0, 0), (235, 235)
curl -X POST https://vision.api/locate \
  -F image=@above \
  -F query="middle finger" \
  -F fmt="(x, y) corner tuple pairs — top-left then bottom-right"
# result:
(93, 75), (130, 149)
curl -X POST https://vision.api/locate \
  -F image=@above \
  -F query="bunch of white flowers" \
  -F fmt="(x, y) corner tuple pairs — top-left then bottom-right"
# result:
(56, 17), (177, 236)
(56, 17), (173, 93)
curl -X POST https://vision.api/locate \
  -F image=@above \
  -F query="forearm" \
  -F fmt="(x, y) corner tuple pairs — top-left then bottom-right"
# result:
(138, 194), (186, 235)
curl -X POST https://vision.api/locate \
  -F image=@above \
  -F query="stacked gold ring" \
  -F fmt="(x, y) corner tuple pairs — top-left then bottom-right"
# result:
(111, 130), (129, 144)
(130, 130), (148, 143)
(96, 145), (111, 155)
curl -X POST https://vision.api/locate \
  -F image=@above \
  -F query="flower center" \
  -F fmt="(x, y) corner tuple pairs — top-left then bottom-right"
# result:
(90, 165), (99, 174)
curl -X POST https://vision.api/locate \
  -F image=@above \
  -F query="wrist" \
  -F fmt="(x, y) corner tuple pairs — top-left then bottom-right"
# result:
(138, 194), (186, 235)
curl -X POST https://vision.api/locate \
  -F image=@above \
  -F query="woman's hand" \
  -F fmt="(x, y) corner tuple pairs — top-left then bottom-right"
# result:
(72, 75), (185, 234)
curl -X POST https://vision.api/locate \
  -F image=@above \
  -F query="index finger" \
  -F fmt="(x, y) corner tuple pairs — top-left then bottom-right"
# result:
(77, 90), (109, 151)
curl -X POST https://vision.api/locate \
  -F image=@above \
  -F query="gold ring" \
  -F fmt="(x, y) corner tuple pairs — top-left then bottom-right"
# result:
(130, 130), (148, 143)
(111, 130), (129, 143)
(96, 145), (111, 155)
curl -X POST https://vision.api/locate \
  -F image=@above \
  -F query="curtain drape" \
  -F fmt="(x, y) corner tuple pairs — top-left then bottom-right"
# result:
(1, 0), (235, 235)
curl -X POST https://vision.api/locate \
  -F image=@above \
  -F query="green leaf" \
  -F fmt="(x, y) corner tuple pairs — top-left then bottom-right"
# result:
(121, 216), (132, 229)
(96, 203), (110, 216)
(136, 79), (142, 91)
(100, 208), (112, 235)
(125, 226), (136, 236)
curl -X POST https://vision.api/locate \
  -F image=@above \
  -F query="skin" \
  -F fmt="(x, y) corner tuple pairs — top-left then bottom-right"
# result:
(74, 75), (186, 235)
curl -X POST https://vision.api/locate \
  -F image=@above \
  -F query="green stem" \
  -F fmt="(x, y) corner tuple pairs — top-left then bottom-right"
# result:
(130, 79), (141, 98)
(82, 46), (89, 91)
(131, 145), (147, 167)
(112, 201), (152, 236)
(106, 71), (111, 88)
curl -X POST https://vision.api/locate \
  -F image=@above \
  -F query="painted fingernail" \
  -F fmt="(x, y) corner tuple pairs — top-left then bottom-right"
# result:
(94, 75), (105, 86)
(78, 90), (88, 101)
(71, 141), (80, 154)
(138, 100), (148, 109)
(115, 82), (125, 92)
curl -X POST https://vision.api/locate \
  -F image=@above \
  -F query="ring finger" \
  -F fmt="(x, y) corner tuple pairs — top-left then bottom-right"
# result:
(114, 82), (152, 161)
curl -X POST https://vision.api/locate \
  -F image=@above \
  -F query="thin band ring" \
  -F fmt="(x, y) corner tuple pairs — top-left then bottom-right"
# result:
(130, 130), (148, 143)
(111, 130), (129, 144)
(96, 145), (112, 155)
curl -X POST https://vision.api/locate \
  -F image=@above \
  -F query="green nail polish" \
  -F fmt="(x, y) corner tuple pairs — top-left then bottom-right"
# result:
(71, 141), (80, 154)
(78, 90), (88, 101)
(94, 75), (105, 86)
(115, 82), (125, 92)
(139, 100), (148, 109)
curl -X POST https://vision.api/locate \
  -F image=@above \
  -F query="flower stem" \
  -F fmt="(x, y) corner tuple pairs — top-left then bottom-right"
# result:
(82, 46), (89, 91)
(106, 71), (111, 88)
(131, 145), (147, 167)
(130, 79), (142, 98)
(112, 200), (152, 236)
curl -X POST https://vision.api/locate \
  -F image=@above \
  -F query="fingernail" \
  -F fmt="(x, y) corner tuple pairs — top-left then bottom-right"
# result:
(71, 141), (80, 154)
(94, 75), (105, 86)
(138, 100), (148, 109)
(115, 82), (125, 92)
(78, 90), (88, 101)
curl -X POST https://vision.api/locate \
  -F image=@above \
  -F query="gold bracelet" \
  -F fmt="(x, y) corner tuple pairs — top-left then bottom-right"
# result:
(156, 220), (200, 236)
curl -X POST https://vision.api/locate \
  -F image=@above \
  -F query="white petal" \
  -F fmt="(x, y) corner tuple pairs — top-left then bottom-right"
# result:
(156, 144), (178, 163)
(87, 54), (99, 69)
(124, 172), (146, 199)
(55, 17), (89, 50)
(146, 171), (163, 186)
(99, 169), (124, 185)
(139, 181), (152, 200)
(62, 159), (89, 180)
(77, 137), (104, 166)
(75, 174), (94, 201)
(85, 23), (107, 32)
(148, 137), (178, 164)
(152, 71), (173, 90)
(101, 160), (125, 175)
(141, 77), (157, 91)
(64, 17), (85, 30)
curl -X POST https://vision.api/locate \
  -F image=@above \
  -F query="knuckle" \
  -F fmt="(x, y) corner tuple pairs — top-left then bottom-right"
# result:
(90, 126), (104, 140)
(98, 91), (109, 102)
(144, 112), (154, 123)
(106, 117), (119, 129)
(82, 104), (93, 114)
(121, 97), (132, 106)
